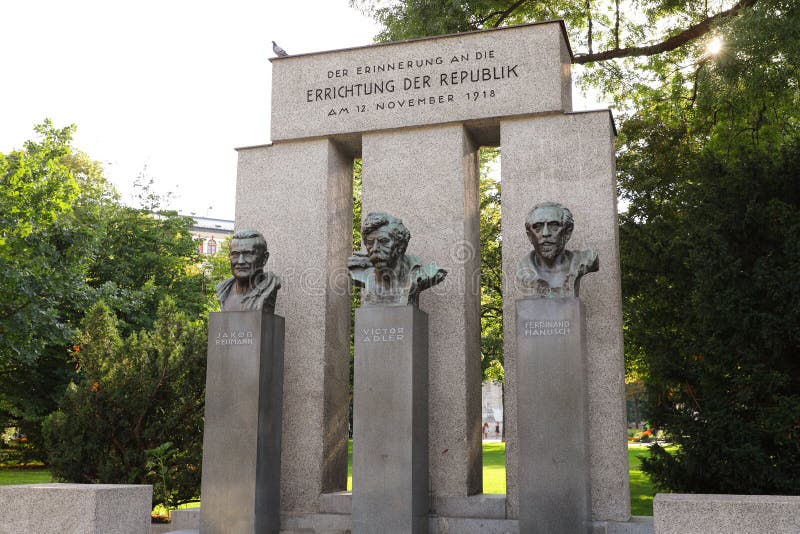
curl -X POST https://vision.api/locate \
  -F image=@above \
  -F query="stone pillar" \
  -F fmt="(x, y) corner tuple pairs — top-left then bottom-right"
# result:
(201, 311), (285, 534)
(235, 139), (353, 512)
(361, 124), (482, 498)
(352, 306), (429, 534)
(516, 298), (590, 533)
(501, 111), (629, 521)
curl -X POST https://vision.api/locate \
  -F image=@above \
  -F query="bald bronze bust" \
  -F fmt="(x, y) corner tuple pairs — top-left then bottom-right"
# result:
(516, 202), (598, 298)
(348, 212), (447, 307)
(215, 230), (281, 311)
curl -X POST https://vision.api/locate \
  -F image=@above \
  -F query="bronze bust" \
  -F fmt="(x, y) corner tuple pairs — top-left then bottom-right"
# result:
(348, 212), (447, 307)
(516, 202), (598, 298)
(216, 229), (281, 311)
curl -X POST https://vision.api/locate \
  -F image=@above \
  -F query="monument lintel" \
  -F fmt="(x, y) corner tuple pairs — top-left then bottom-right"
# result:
(270, 20), (573, 141)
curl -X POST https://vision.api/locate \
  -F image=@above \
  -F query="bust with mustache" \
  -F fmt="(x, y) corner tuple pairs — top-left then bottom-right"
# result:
(348, 212), (447, 307)
(516, 202), (598, 298)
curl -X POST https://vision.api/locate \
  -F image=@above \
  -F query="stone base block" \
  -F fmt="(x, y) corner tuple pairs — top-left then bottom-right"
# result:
(593, 516), (654, 534)
(171, 508), (200, 530)
(654, 493), (800, 534)
(319, 491), (352, 515)
(432, 494), (506, 519)
(0, 483), (151, 534)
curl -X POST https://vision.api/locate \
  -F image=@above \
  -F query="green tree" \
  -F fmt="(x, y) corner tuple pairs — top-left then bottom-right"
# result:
(1, 123), (217, 461)
(86, 176), (210, 336)
(616, 0), (800, 492)
(352, 0), (759, 68)
(0, 121), (114, 460)
(43, 298), (207, 507)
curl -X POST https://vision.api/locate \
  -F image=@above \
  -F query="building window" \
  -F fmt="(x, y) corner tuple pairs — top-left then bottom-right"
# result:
(197, 238), (205, 254)
(207, 238), (217, 255)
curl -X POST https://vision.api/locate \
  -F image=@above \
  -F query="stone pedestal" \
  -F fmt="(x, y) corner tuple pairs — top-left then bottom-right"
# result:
(200, 311), (285, 534)
(516, 297), (590, 534)
(0, 483), (151, 534)
(352, 306), (429, 534)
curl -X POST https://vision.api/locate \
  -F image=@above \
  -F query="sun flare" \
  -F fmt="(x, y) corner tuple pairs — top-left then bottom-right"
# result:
(707, 37), (723, 56)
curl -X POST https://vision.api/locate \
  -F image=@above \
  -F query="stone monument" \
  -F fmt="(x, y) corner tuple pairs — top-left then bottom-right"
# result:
(200, 230), (284, 534)
(350, 213), (445, 534)
(515, 202), (596, 533)
(235, 19), (628, 533)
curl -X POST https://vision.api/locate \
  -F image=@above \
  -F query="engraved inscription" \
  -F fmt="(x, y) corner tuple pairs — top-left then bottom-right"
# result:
(301, 49), (520, 119)
(523, 320), (571, 337)
(360, 327), (405, 343)
(215, 330), (255, 345)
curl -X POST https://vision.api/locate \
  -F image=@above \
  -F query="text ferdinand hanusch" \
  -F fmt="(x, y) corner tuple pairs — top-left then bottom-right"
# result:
(215, 330), (255, 345)
(523, 320), (571, 337)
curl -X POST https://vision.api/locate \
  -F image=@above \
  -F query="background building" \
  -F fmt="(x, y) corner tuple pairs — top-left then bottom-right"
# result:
(190, 217), (234, 255)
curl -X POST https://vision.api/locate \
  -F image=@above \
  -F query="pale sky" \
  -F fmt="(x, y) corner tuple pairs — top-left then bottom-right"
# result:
(1, 1), (599, 220)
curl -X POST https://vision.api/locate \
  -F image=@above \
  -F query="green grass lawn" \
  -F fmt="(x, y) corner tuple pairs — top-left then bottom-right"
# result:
(628, 444), (676, 516)
(2, 442), (669, 516)
(0, 467), (53, 485)
(481, 441), (506, 493)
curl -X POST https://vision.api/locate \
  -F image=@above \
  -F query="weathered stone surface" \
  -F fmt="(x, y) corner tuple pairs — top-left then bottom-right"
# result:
(270, 21), (572, 141)
(170, 508), (200, 530)
(361, 124), (482, 499)
(352, 306), (429, 534)
(653, 493), (800, 534)
(235, 139), (353, 513)
(432, 494), (506, 519)
(201, 311), (284, 534)
(516, 297), (591, 533)
(500, 111), (628, 521)
(319, 491), (353, 515)
(594, 516), (654, 534)
(0, 483), (151, 534)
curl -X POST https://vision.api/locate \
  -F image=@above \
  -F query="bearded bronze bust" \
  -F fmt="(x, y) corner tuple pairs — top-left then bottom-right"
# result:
(348, 212), (447, 307)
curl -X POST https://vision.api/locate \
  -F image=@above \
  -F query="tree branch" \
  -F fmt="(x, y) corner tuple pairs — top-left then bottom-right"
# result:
(574, 0), (758, 64)
(475, 0), (528, 28)
(586, 0), (593, 55)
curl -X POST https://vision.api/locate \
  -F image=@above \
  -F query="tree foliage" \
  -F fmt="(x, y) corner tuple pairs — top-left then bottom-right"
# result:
(43, 299), (206, 507)
(352, 0), (759, 64)
(479, 148), (504, 382)
(0, 121), (114, 459)
(618, 0), (800, 493)
(0, 122), (219, 467)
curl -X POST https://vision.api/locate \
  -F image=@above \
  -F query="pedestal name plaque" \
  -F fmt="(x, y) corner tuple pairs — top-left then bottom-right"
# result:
(516, 297), (590, 533)
(352, 305), (429, 534)
(200, 311), (285, 534)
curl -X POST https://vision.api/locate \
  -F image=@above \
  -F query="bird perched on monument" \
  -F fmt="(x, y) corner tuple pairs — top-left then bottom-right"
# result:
(272, 41), (288, 57)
